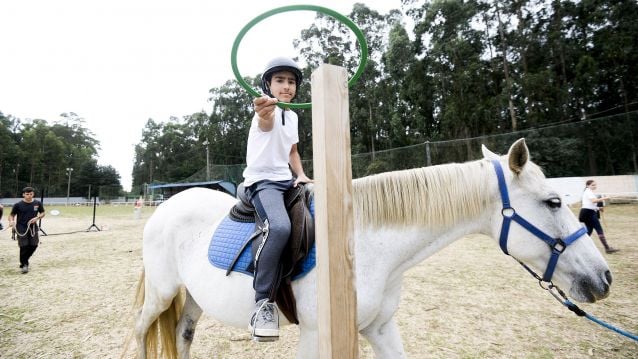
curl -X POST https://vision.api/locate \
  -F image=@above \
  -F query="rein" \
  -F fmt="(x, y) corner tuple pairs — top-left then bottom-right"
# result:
(491, 160), (638, 343)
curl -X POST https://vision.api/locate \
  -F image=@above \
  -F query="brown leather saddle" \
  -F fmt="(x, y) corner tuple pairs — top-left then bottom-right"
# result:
(228, 183), (315, 324)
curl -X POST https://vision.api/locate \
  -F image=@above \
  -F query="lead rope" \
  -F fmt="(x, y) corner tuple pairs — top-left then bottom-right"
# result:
(528, 270), (638, 342)
(12, 222), (37, 237)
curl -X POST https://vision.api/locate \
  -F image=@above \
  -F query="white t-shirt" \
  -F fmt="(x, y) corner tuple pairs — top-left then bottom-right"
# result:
(242, 107), (299, 186)
(581, 188), (599, 210)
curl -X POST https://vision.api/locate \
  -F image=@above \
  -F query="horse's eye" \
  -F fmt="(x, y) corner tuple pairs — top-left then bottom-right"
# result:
(545, 197), (562, 209)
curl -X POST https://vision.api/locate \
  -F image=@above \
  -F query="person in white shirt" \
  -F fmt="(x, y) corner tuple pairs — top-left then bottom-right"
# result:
(243, 57), (312, 342)
(578, 180), (618, 254)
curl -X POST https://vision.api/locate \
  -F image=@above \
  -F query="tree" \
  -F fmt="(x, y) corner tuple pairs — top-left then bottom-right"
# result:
(0, 112), (122, 197)
(129, 0), (638, 183)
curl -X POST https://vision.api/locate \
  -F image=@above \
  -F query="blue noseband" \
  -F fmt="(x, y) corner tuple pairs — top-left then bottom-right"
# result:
(492, 160), (587, 283)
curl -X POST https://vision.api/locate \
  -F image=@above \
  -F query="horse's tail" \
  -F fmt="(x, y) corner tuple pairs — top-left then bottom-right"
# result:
(152, 286), (184, 359)
(120, 269), (146, 358)
(120, 269), (185, 359)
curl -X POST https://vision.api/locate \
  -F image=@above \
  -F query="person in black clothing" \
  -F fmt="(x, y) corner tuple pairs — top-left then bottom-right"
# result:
(8, 187), (45, 273)
(0, 203), (4, 230)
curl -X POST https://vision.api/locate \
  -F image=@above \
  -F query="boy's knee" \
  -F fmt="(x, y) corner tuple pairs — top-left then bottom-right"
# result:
(267, 220), (291, 240)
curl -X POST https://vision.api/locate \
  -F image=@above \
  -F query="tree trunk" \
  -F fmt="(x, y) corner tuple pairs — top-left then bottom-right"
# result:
(482, 12), (495, 64)
(586, 141), (597, 175)
(464, 127), (472, 160)
(619, 78), (637, 172)
(368, 101), (375, 161)
(496, 4), (517, 131)
(516, 5), (528, 74)
(30, 162), (35, 186)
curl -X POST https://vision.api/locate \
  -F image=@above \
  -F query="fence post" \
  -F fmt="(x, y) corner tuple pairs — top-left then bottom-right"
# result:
(311, 63), (358, 358)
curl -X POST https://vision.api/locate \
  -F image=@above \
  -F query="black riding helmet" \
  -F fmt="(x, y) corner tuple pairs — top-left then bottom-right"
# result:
(260, 57), (303, 100)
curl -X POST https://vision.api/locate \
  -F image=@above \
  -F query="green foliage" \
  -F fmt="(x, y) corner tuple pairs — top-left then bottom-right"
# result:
(130, 0), (638, 186)
(364, 160), (392, 176)
(5, 1), (636, 198)
(0, 111), (121, 197)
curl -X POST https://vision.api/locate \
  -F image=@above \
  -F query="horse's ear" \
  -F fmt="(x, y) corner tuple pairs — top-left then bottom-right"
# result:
(481, 144), (500, 160)
(508, 138), (529, 175)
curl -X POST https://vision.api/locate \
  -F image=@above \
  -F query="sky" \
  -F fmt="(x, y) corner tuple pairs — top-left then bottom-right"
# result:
(0, 0), (403, 191)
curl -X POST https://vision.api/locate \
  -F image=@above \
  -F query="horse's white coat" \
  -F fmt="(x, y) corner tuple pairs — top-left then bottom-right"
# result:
(135, 140), (611, 358)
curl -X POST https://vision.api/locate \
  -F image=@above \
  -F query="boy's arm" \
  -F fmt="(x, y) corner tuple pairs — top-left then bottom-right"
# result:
(36, 204), (45, 220)
(289, 144), (312, 187)
(29, 211), (44, 224)
(254, 96), (278, 132)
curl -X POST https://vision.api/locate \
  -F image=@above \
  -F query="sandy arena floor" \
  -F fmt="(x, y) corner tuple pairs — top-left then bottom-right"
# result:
(0, 203), (636, 358)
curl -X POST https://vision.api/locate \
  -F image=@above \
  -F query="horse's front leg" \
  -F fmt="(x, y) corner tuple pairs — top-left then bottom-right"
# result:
(361, 316), (406, 359)
(299, 315), (405, 359)
(359, 280), (406, 359)
(297, 325), (319, 359)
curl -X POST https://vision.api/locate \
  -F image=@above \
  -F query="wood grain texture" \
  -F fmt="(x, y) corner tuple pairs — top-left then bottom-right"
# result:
(311, 64), (358, 359)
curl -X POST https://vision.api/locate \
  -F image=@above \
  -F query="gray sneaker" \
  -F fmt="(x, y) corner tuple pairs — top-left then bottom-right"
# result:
(21, 265), (28, 274)
(249, 299), (279, 342)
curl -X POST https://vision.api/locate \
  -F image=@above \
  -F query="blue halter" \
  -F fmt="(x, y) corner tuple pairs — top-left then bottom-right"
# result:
(491, 160), (587, 283)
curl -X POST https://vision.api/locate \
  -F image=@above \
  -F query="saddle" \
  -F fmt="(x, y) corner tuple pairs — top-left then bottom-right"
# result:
(228, 183), (315, 324)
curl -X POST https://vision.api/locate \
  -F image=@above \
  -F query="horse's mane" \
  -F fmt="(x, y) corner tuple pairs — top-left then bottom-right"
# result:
(352, 159), (493, 228)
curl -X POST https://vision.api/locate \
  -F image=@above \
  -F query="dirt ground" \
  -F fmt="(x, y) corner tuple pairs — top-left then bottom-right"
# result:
(1, 203), (636, 358)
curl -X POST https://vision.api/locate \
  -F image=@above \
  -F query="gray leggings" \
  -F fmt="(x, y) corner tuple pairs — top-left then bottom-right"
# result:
(247, 180), (293, 302)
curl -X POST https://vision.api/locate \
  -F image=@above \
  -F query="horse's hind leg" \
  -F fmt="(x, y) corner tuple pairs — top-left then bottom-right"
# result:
(176, 289), (203, 358)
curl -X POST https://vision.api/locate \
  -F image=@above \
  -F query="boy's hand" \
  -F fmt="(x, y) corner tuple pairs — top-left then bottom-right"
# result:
(294, 174), (313, 187)
(253, 96), (278, 122)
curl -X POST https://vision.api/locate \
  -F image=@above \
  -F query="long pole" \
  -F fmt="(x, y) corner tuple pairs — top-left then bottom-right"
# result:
(92, 196), (97, 224)
(86, 195), (101, 232)
(66, 167), (73, 206)
(39, 188), (47, 236)
(204, 139), (211, 181)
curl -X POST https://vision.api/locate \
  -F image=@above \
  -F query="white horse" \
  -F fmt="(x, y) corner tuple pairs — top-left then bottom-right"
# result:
(130, 139), (611, 358)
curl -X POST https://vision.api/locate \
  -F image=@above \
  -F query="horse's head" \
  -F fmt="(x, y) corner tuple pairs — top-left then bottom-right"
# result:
(482, 138), (611, 303)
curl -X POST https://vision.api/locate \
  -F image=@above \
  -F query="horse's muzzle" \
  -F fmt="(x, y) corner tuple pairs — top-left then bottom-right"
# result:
(571, 269), (612, 303)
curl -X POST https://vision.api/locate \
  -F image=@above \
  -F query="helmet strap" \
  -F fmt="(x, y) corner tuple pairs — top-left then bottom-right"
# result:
(264, 81), (274, 98)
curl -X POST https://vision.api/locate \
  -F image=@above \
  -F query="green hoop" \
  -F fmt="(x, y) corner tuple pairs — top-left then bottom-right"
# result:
(230, 5), (368, 109)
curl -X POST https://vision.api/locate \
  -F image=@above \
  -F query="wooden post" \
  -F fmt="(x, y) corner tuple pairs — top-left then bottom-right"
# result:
(311, 64), (358, 358)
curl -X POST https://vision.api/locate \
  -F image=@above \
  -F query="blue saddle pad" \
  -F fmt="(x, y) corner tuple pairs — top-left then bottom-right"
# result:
(208, 200), (315, 280)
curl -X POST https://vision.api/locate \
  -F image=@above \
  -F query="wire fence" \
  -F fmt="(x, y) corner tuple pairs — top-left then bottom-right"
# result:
(161, 110), (638, 185)
(9, 110), (635, 200)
